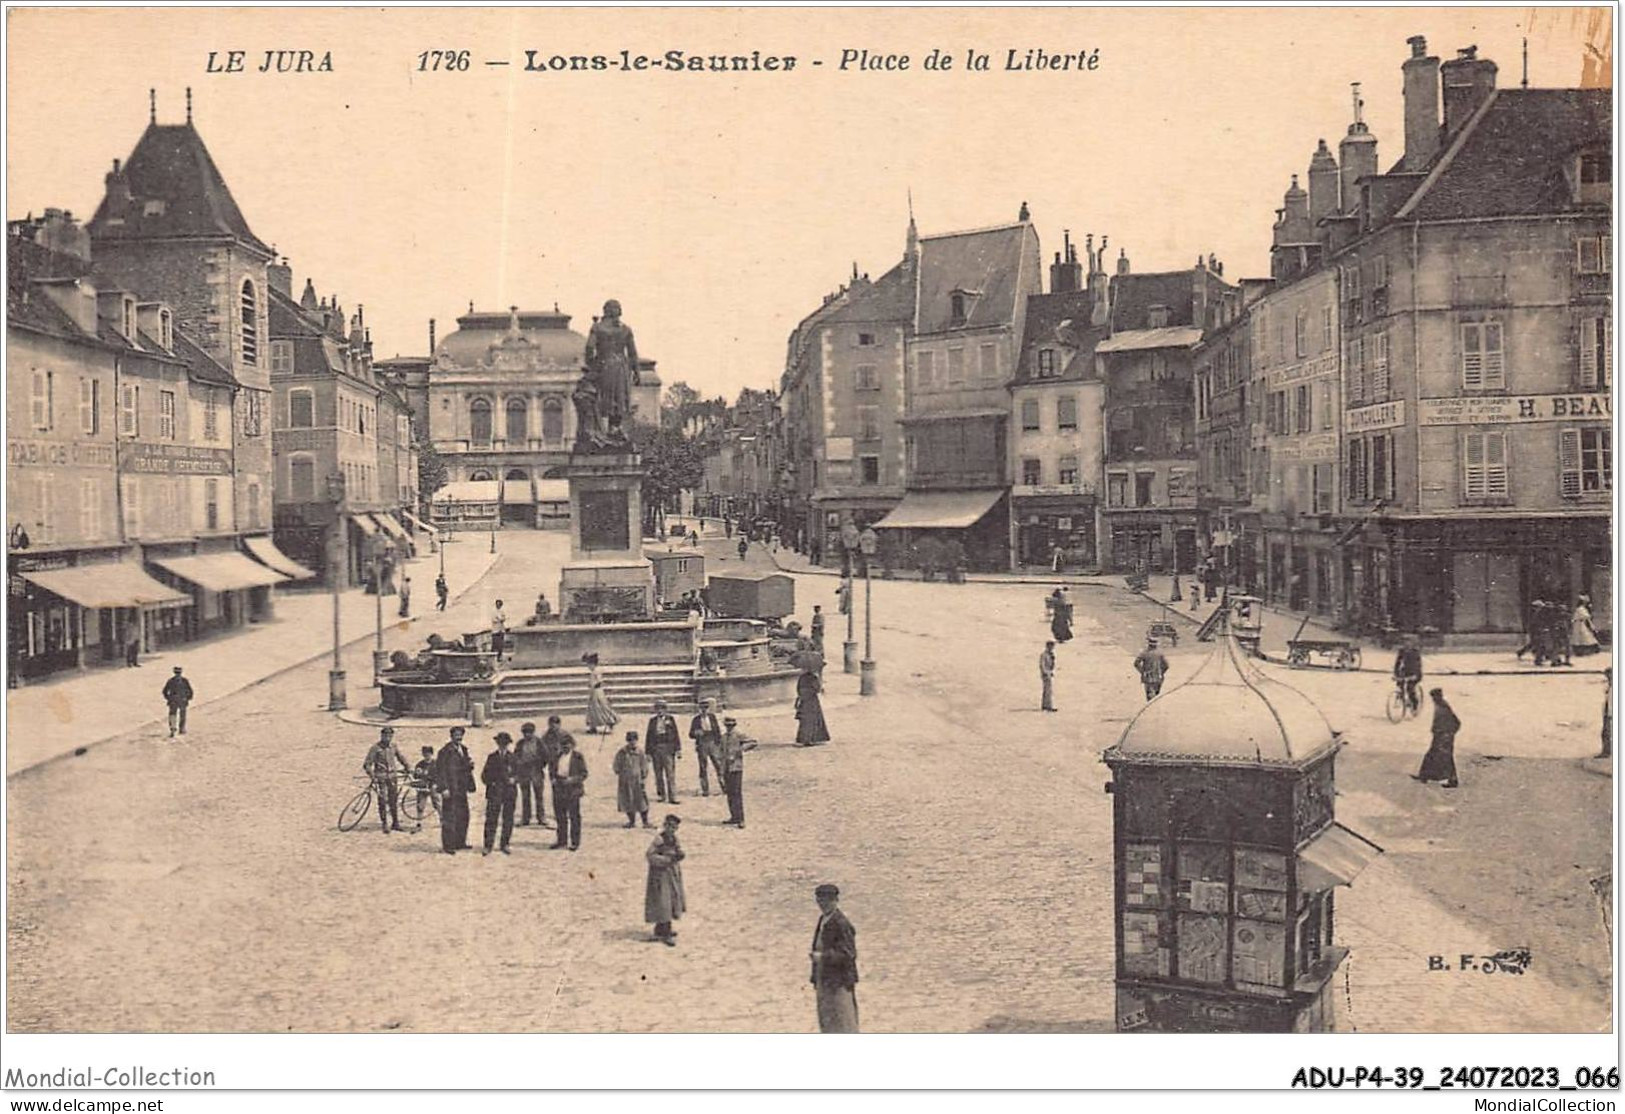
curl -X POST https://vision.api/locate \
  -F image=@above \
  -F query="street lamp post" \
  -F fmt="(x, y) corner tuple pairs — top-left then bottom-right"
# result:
(840, 518), (860, 674)
(326, 474), (347, 711)
(859, 526), (878, 696)
(372, 540), (388, 685)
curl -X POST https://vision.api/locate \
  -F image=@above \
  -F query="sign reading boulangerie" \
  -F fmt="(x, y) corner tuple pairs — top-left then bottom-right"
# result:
(1419, 393), (1612, 426)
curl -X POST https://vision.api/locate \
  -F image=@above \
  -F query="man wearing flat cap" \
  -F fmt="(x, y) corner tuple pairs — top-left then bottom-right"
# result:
(717, 716), (758, 828)
(810, 884), (859, 1032)
(645, 698), (683, 804)
(645, 814), (686, 945)
(481, 731), (518, 856)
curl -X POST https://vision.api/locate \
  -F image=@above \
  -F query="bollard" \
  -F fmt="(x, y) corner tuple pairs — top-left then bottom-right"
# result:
(471, 701), (487, 727)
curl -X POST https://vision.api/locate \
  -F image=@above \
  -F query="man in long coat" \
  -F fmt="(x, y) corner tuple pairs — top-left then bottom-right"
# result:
(810, 883), (859, 1032)
(614, 731), (651, 828)
(645, 815), (686, 945)
(434, 726), (476, 854)
(1132, 639), (1168, 701)
(550, 733), (589, 851)
(514, 721), (550, 828)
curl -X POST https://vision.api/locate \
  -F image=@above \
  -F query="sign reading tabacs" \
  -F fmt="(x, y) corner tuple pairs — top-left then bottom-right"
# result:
(1418, 393), (1612, 426)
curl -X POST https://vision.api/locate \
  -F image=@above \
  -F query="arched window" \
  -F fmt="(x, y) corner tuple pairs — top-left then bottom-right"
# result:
(504, 468), (529, 482)
(240, 280), (258, 365)
(469, 397), (492, 444)
(506, 397), (528, 444)
(542, 396), (565, 443)
(469, 469), (494, 482)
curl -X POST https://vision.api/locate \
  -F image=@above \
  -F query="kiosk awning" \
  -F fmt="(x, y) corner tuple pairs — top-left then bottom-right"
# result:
(373, 513), (409, 540)
(1298, 822), (1383, 890)
(152, 553), (289, 592)
(501, 484), (534, 505)
(350, 513), (378, 536)
(21, 563), (188, 609)
(873, 489), (1004, 530)
(401, 509), (437, 534)
(536, 479), (571, 503)
(243, 535), (316, 580)
(432, 480), (502, 504)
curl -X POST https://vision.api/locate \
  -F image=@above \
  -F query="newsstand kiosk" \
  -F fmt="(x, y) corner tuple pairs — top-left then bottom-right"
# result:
(1102, 633), (1382, 1032)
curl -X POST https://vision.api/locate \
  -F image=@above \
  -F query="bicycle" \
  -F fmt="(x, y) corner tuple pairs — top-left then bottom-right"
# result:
(338, 775), (429, 831)
(1386, 677), (1422, 723)
(399, 773), (440, 825)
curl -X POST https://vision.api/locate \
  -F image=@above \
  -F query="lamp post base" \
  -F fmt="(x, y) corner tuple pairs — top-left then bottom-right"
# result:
(843, 640), (859, 674)
(327, 669), (348, 711)
(860, 658), (877, 696)
(372, 649), (390, 686)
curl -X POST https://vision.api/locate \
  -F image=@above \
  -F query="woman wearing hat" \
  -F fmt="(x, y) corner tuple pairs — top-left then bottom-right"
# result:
(582, 652), (620, 734)
(794, 664), (831, 747)
(1572, 595), (1601, 657)
(1414, 688), (1461, 789)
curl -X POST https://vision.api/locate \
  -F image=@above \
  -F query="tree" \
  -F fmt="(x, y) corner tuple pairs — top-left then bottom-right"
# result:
(660, 381), (702, 430)
(416, 438), (448, 509)
(630, 421), (704, 534)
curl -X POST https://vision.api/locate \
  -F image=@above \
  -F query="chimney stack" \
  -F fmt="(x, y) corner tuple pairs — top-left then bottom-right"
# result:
(1050, 229), (1084, 293)
(429, 317), (437, 354)
(1401, 35), (1442, 170)
(1116, 247), (1130, 275)
(1307, 139), (1340, 222)
(267, 255), (292, 297)
(1339, 83), (1379, 216)
(1441, 44), (1497, 136)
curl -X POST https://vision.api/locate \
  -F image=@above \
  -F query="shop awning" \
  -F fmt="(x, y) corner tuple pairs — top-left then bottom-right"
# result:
(872, 489), (1004, 530)
(432, 480), (502, 504)
(1297, 822), (1383, 890)
(1094, 326), (1204, 353)
(151, 553), (289, 592)
(536, 479), (571, 503)
(21, 563), (188, 609)
(401, 509), (437, 534)
(501, 483), (534, 505)
(372, 513), (409, 540)
(350, 513), (378, 536)
(242, 535), (316, 580)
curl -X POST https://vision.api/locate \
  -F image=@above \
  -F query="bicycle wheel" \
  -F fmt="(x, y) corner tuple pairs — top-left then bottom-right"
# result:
(399, 786), (427, 824)
(1385, 690), (1406, 723)
(338, 787), (373, 831)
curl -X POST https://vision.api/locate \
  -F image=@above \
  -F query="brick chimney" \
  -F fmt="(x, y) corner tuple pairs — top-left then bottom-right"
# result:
(1441, 45), (1497, 136)
(1308, 139), (1340, 223)
(1050, 230), (1083, 293)
(1339, 84), (1379, 216)
(1402, 35), (1442, 170)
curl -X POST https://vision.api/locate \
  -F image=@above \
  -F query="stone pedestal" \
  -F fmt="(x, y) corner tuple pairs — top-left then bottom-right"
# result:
(558, 452), (655, 622)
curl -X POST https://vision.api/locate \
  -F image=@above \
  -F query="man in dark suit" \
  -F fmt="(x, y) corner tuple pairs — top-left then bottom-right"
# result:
(688, 699), (724, 796)
(645, 698), (683, 804)
(550, 733), (589, 851)
(810, 883), (859, 1032)
(481, 731), (518, 855)
(434, 726), (476, 854)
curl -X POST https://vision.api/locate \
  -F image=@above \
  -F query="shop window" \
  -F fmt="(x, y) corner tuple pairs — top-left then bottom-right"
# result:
(1462, 431), (1509, 501)
(1058, 455), (1079, 485)
(1560, 428), (1611, 497)
(1461, 321), (1505, 390)
(1022, 458), (1042, 485)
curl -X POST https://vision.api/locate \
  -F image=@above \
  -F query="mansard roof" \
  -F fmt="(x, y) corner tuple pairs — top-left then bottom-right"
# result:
(89, 123), (273, 255)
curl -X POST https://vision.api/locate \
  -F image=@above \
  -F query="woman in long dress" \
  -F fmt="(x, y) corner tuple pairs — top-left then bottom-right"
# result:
(583, 652), (620, 734)
(795, 666), (831, 746)
(1414, 687), (1461, 788)
(1571, 596), (1601, 657)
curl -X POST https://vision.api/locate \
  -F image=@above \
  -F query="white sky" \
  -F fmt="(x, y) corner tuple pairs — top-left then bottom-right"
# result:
(6, 7), (1606, 402)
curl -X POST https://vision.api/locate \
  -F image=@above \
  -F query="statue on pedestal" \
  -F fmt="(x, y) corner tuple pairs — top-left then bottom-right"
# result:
(574, 299), (641, 452)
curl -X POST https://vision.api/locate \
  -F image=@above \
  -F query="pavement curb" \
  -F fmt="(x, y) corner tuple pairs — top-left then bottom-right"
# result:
(1580, 755), (1614, 778)
(7, 549), (501, 780)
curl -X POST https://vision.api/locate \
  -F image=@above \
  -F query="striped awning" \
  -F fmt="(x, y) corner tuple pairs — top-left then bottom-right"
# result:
(243, 535), (316, 580)
(21, 563), (188, 609)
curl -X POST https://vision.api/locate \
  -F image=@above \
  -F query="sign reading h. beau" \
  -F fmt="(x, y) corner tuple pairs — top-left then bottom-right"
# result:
(1418, 393), (1612, 426)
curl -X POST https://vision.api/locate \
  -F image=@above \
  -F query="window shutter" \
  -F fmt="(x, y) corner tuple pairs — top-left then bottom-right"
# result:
(1462, 324), (1483, 389)
(1483, 322), (1505, 388)
(1372, 333), (1390, 399)
(1485, 432), (1509, 497)
(1463, 433), (1485, 499)
(31, 370), (48, 428)
(1604, 318), (1614, 387)
(1560, 428), (1583, 496)
(1580, 319), (1599, 387)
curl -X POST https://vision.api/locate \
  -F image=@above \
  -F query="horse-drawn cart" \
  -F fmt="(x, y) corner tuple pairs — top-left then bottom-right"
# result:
(1284, 615), (1363, 670)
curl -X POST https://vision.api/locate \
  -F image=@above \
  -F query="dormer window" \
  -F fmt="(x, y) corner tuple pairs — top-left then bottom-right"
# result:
(142, 199), (166, 217)
(950, 292), (967, 327)
(122, 297), (136, 341)
(1147, 305), (1171, 329)
(1037, 349), (1059, 379)
(159, 308), (173, 350)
